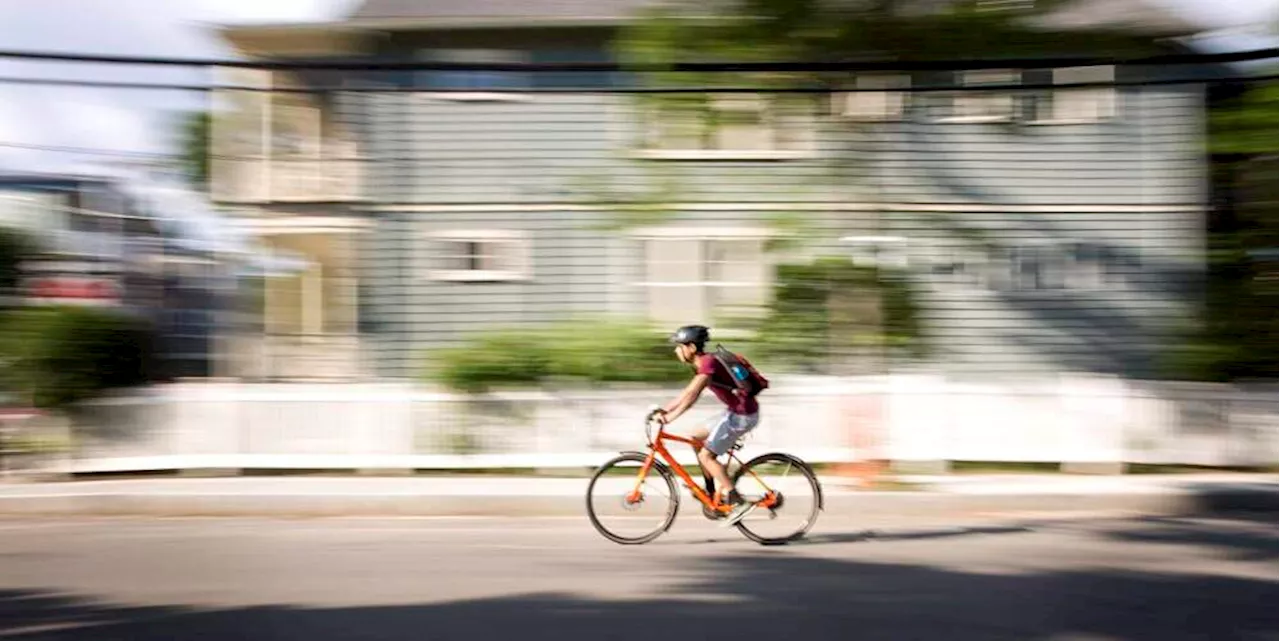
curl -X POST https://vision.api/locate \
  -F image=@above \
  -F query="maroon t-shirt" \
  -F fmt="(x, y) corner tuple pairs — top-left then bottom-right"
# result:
(696, 354), (758, 415)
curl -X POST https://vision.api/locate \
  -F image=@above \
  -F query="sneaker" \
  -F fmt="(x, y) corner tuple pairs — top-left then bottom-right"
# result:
(719, 491), (757, 527)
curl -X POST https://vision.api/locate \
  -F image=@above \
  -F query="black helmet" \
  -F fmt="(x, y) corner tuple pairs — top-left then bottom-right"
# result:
(668, 325), (710, 349)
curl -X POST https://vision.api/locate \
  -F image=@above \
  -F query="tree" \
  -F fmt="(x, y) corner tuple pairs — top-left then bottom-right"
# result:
(616, 0), (1157, 71)
(1172, 81), (1280, 381)
(0, 306), (157, 412)
(180, 111), (212, 190)
(0, 227), (34, 298)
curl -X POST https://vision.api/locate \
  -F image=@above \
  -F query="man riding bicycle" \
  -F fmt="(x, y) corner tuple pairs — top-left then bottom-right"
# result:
(653, 325), (761, 526)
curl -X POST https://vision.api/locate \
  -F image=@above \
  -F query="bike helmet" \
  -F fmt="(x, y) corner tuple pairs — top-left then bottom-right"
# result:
(668, 325), (710, 350)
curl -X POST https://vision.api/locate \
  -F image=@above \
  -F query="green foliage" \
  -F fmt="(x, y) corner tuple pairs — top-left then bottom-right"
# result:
(426, 318), (689, 392)
(0, 227), (35, 294)
(1209, 83), (1279, 156)
(753, 256), (927, 372)
(428, 331), (551, 393)
(180, 111), (212, 189)
(762, 210), (821, 253)
(427, 269), (929, 388)
(1165, 82), (1280, 381)
(0, 306), (156, 410)
(616, 0), (1157, 77)
(1163, 211), (1277, 382)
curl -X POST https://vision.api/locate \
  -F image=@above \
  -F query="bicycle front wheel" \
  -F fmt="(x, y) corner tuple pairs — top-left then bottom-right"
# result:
(586, 452), (679, 545)
(732, 453), (823, 545)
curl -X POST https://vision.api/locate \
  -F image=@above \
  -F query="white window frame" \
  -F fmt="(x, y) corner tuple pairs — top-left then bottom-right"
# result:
(632, 227), (774, 334)
(634, 93), (816, 161)
(837, 74), (911, 122)
(417, 49), (533, 102)
(422, 229), (532, 282)
(941, 69), (1018, 123)
(1025, 66), (1117, 125)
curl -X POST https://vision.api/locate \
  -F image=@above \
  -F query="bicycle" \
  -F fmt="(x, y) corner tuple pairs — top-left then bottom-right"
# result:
(586, 409), (823, 545)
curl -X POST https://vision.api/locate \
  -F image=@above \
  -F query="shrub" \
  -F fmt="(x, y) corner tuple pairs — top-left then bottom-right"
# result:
(0, 306), (157, 410)
(428, 330), (551, 394)
(753, 257), (928, 372)
(426, 318), (687, 392)
(0, 227), (35, 295)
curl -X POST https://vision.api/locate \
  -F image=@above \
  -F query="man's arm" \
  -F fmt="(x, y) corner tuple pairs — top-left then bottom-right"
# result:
(661, 374), (710, 423)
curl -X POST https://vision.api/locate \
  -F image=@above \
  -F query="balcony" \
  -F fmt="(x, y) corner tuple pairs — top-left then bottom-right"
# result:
(212, 156), (365, 204)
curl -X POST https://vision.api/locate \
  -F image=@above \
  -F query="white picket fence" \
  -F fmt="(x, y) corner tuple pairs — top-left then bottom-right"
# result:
(10, 375), (1277, 474)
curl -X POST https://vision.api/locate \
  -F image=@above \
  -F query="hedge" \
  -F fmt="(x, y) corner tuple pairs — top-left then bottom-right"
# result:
(0, 305), (157, 410)
(425, 318), (689, 393)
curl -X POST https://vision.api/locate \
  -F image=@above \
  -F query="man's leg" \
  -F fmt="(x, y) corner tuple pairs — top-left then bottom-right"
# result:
(698, 445), (735, 499)
(698, 413), (739, 500)
(708, 413), (761, 526)
(686, 427), (721, 499)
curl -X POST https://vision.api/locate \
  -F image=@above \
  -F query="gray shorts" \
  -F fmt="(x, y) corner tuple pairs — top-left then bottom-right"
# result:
(704, 411), (760, 456)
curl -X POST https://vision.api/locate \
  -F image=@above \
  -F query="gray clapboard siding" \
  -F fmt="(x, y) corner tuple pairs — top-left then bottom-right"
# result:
(364, 208), (866, 377)
(871, 89), (1204, 206)
(356, 85), (1205, 209)
(340, 62), (1209, 378)
(884, 209), (1200, 378)
(366, 209), (626, 375)
(364, 93), (867, 204)
(366, 205), (1199, 378)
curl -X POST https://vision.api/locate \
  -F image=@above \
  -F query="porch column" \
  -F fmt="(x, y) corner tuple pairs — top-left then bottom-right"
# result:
(302, 258), (323, 336)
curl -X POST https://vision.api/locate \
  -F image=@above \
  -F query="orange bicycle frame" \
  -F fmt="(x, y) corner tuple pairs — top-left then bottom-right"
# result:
(627, 423), (778, 513)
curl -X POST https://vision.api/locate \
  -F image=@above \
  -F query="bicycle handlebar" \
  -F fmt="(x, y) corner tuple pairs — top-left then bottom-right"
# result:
(644, 407), (666, 444)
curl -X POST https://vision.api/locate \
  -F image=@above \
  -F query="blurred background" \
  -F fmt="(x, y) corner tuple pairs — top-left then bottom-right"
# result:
(0, 2), (1276, 641)
(0, 0), (1275, 478)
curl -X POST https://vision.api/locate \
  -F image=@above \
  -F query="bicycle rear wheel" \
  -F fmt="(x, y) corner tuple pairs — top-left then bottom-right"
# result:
(731, 453), (823, 545)
(586, 452), (679, 545)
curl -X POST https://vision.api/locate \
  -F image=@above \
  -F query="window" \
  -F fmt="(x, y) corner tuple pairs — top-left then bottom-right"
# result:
(1024, 66), (1116, 123)
(839, 74), (910, 121)
(638, 232), (770, 328)
(639, 94), (814, 159)
(424, 230), (531, 282)
(418, 49), (528, 95)
(947, 70), (1018, 122)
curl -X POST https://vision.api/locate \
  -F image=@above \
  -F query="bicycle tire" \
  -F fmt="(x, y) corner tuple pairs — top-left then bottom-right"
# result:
(731, 452), (823, 545)
(586, 452), (680, 545)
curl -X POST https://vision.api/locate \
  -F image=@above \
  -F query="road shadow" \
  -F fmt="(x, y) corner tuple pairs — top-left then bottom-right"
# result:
(0, 517), (1274, 641)
(800, 524), (1034, 545)
(1173, 480), (1279, 517)
(1098, 514), (1278, 563)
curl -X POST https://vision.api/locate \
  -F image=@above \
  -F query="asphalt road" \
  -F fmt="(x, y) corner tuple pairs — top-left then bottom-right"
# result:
(0, 510), (1274, 641)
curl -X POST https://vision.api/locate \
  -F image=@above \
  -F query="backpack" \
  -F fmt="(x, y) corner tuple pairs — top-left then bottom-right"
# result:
(709, 344), (769, 398)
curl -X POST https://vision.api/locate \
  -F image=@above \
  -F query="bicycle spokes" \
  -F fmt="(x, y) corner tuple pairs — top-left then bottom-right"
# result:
(732, 454), (820, 544)
(587, 454), (678, 543)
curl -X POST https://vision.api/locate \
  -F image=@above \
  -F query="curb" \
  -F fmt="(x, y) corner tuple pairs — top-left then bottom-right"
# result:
(0, 487), (1273, 518)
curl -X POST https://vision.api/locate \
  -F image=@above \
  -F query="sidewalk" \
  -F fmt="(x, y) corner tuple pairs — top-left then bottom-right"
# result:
(0, 474), (1274, 517)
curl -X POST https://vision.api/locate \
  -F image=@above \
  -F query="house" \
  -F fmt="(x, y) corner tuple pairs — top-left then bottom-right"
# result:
(0, 172), (236, 380)
(212, 0), (1227, 381)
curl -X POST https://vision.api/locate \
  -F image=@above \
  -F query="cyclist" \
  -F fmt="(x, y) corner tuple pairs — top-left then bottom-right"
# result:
(653, 324), (760, 526)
